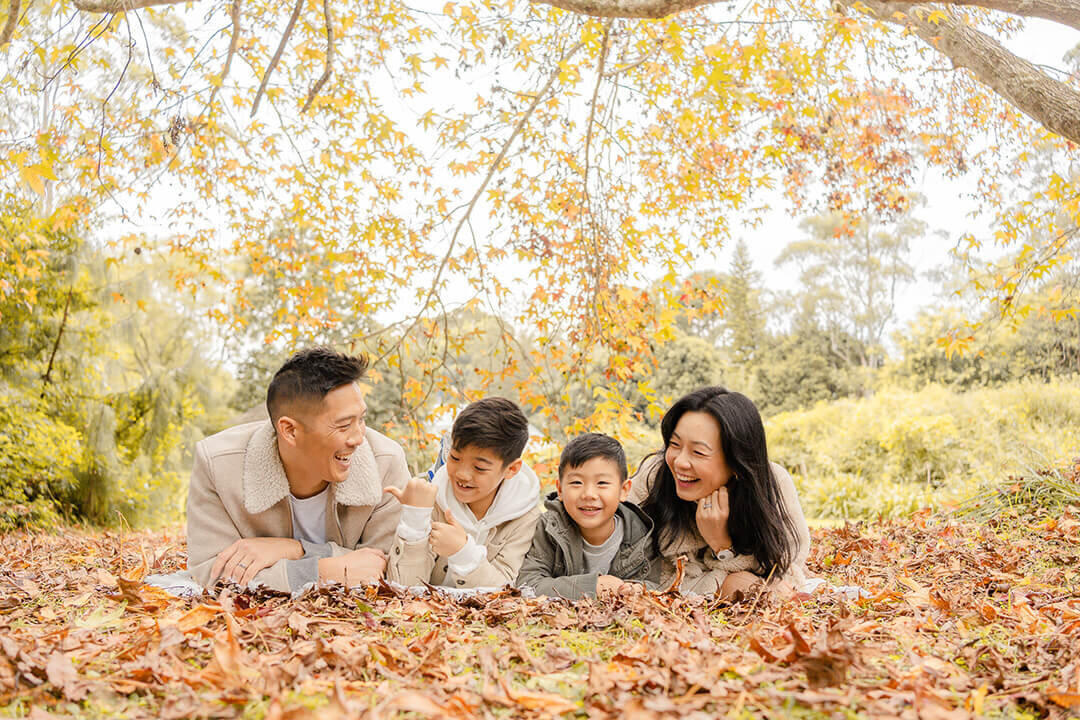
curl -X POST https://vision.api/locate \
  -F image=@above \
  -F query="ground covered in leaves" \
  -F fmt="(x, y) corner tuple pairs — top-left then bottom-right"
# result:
(3, 503), (1080, 719)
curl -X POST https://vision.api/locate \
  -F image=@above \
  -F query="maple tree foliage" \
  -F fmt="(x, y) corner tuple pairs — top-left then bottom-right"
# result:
(2, 0), (1077, 441)
(1, 463), (1079, 717)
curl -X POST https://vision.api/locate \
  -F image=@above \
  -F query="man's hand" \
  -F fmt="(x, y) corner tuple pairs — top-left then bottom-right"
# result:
(210, 537), (303, 586)
(384, 476), (437, 508)
(696, 487), (733, 554)
(318, 547), (387, 586)
(430, 509), (468, 557)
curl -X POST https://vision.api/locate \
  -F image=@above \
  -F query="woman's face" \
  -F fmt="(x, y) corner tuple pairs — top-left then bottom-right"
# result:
(664, 411), (734, 502)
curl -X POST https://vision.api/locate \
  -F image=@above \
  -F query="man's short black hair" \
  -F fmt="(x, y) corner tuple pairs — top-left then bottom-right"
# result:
(266, 347), (369, 424)
(451, 397), (529, 465)
(558, 433), (627, 481)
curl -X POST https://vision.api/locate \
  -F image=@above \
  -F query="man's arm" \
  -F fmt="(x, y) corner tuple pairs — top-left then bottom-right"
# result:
(187, 440), (308, 591)
(186, 441), (294, 592)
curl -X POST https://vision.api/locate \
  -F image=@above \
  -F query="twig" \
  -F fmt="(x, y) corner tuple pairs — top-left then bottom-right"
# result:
(40, 290), (73, 397)
(582, 20), (612, 195)
(378, 40), (586, 364)
(250, 0), (304, 118)
(97, 21), (134, 180)
(0, 0), (21, 47)
(301, 0), (334, 114)
(205, 0), (240, 115)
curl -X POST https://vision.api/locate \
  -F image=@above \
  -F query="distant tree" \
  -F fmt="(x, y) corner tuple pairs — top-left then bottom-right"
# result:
(753, 326), (865, 416)
(721, 239), (766, 368)
(777, 204), (923, 368)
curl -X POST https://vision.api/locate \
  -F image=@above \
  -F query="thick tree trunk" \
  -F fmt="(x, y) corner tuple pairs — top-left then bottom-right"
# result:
(943, 0), (1080, 31)
(855, 0), (1080, 146)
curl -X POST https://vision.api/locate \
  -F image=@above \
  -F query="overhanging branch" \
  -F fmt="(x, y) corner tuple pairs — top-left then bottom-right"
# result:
(943, 0), (1080, 31)
(72, 0), (188, 12)
(856, 0), (1080, 145)
(301, 0), (334, 114)
(250, 0), (303, 118)
(0, 0), (21, 47)
(530, 0), (712, 18)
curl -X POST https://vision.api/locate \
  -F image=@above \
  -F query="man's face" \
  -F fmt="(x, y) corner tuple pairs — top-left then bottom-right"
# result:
(557, 456), (630, 542)
(292, 382), (368, 486)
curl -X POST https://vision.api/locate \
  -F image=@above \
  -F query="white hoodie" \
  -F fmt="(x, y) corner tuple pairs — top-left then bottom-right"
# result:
(396, 462), (541, 579)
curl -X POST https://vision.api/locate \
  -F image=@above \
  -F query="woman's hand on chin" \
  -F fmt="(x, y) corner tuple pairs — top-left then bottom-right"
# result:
(696, 487), (733, 553)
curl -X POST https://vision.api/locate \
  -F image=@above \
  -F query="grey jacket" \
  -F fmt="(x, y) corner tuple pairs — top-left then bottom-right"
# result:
(515, 493), (660, 599)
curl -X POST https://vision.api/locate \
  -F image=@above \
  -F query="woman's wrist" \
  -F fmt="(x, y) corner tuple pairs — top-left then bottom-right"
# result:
(707, 535), (733, 554)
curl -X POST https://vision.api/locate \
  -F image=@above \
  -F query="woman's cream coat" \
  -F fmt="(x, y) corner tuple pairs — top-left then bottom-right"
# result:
(628, 455), (811, 594)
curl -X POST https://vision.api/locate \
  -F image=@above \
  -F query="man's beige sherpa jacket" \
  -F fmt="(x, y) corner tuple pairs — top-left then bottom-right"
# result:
(629, 455), (811, 595)
(186, 420), (410, 592)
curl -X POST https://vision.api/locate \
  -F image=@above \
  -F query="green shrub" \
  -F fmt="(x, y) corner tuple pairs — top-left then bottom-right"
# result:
(767, 380), (1080, 521)
(0, 386), (82, 530)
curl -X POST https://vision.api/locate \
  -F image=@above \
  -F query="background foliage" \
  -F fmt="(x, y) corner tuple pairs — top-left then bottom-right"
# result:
(1, 1), (1078, 527)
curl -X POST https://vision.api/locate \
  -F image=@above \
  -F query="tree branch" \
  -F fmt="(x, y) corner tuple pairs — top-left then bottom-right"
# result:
(0, 0), (20, 47)
(301, 0), (334, 114)
(205, 0), (240, 114)
(41, 289), (73, 397)
(537, 0), (1080, 145)
(855, 0), (1080, 145)
(530, 0), (712, 18)
(377, 40), (586, 364)
(942, 0), (1080, 31)
(250, 0), (303, 118)
(72, 0), (188, 12)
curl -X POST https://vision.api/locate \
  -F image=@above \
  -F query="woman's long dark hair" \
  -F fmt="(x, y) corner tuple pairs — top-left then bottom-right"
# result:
(640, 386), (799, 579)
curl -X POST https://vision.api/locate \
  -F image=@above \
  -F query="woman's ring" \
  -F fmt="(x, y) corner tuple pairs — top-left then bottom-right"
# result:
(703, 502), (712, 508)
(238, 561), (249, 568)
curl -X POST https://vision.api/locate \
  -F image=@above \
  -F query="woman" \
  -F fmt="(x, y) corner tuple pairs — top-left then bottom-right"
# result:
(629, 386), (811, 597)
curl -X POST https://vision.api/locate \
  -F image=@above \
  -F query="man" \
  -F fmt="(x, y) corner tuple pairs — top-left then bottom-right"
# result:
(186, 347), (409, 592)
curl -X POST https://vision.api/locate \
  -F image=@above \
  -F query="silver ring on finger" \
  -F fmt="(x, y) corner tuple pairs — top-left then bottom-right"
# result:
(237, 561), (250, 569)
(703, 502), (713, 508)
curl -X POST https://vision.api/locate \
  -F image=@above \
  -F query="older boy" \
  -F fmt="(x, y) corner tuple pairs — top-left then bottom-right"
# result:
(386, 397), (541, 588)
(516, 433), (658, 599)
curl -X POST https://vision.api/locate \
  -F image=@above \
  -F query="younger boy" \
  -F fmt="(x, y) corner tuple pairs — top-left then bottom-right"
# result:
(385, 397), (541, 588)
(516, 433), (658, 599)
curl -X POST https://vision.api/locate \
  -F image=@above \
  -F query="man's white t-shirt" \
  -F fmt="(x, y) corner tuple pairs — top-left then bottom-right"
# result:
(289, 486), (329, 545)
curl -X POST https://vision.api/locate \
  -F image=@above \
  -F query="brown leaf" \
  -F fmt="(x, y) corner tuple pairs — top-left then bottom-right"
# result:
(1049, 691), (1080, 708)
(177, 603), (223, 633)
(499, 676), (579, 715)
(45, 650), (87, 701)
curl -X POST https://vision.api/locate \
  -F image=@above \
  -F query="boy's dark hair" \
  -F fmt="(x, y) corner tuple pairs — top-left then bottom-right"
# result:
(266, 347), (369, 424)
(451, 397), (529, 465)
(558, 433), (627, 481)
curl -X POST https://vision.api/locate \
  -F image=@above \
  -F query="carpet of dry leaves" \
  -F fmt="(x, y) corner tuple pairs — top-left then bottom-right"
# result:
(3, 496), (1080, 719)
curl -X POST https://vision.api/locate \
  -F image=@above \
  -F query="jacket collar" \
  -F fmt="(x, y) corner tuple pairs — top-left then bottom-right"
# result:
(242, 422), (382, 514)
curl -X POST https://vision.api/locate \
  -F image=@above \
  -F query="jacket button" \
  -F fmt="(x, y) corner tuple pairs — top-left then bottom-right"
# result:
(456, 579), (465, 586)
(393, 546), (400, 555)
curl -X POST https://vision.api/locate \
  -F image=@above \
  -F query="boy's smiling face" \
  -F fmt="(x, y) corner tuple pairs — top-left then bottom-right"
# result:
(557, 456), (631, 546)
(445, 443), (522, 519)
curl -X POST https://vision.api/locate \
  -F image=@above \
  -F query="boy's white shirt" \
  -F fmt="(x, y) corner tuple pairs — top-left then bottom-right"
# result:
(396, 463), (541, 576)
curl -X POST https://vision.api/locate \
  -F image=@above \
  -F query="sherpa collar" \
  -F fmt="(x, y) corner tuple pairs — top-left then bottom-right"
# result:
(242, 422), (382, 514)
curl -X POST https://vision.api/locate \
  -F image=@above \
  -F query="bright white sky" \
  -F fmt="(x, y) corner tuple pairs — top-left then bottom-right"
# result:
(721, 21), (1080, 331)
(122, 15), (1079, 347)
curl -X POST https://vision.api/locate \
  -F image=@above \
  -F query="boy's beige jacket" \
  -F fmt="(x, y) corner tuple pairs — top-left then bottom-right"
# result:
(186, 420), (409, 592)
(387, 503), (542, 589)
(629, 455), (811, 594)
